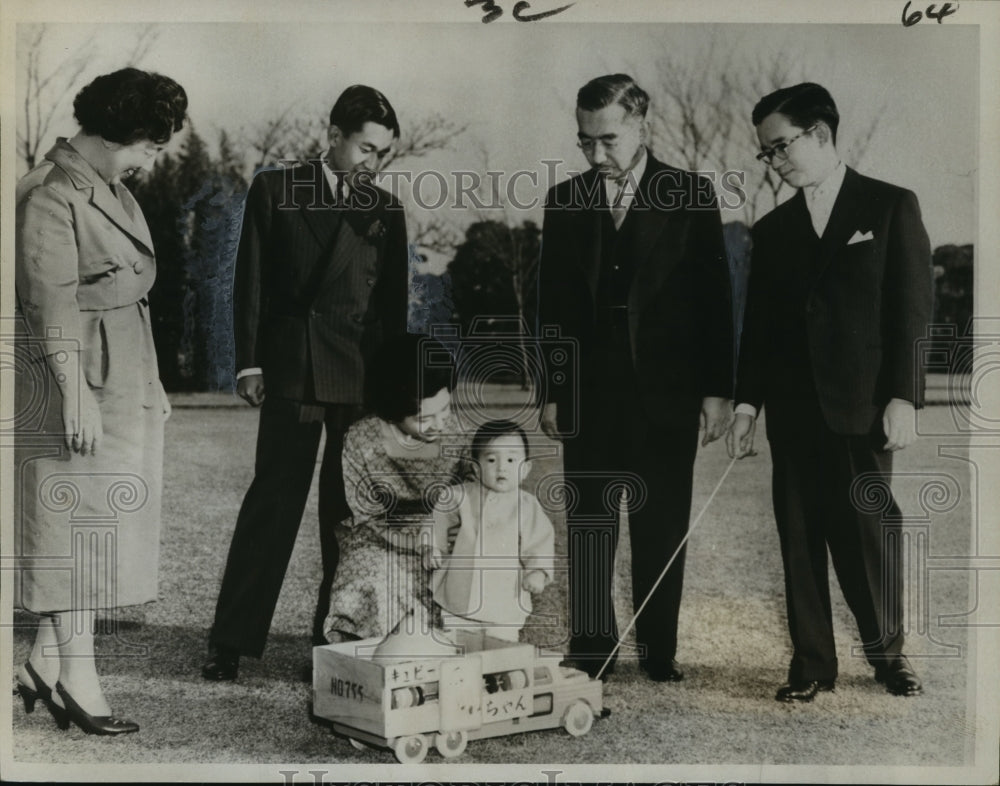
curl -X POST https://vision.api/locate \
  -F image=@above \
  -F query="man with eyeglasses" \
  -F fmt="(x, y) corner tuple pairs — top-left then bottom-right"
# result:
(537, 74), (733, 682)
(728, 82), (932, 701)
(201, 85), (409, 681)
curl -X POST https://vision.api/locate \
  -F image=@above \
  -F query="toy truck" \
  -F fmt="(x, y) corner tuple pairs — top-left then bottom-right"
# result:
(313, 630), (606, 762)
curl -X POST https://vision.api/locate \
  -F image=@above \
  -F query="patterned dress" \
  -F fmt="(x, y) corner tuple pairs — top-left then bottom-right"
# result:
(324, 413), (470, 641)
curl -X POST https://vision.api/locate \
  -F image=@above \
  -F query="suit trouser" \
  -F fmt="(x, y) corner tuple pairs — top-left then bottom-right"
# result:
(209, 397), (358, 656)
(562, 393), (699, 672)
(767, 396), (904, 682)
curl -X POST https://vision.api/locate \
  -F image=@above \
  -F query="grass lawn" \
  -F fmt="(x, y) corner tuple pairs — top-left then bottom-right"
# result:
(8, 394), (991, 781)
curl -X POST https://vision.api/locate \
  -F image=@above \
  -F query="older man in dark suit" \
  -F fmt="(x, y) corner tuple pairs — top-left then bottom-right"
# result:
(538, 74), (733, 682)
(202, 85), (409, 680)
(728, 82), (932, 701)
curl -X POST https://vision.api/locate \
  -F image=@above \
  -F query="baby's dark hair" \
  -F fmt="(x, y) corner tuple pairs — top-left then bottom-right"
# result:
(471, 419), (530, 460)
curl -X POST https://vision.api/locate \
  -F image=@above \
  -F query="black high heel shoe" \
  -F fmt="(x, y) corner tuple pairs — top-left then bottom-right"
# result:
(15, 662), (68, 728)
(54, 682), (139, 736)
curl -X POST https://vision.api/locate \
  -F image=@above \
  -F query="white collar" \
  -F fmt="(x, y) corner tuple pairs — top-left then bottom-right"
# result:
(604, 146), (648, 208)
(320, 158), (349, 197)
(804, 160), (845, 204)
(611, 146), (648, 188)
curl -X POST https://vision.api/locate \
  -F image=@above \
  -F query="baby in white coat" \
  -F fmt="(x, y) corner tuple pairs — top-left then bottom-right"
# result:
(423, 420), (554, 642)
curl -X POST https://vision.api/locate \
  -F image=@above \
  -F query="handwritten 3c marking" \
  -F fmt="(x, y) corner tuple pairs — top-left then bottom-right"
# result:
(465, 0), (575, 24)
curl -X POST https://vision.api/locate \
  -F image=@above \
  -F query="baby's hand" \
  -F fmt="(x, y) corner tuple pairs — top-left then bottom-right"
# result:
(521, 570), (547, 594)
(421, 545), (444, 571)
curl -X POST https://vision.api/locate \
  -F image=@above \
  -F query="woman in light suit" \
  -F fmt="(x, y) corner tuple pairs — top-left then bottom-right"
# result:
(13, 68), (187, 735)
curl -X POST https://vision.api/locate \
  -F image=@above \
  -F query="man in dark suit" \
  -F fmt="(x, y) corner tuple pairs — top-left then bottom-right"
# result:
(728, 83), (932, 701)
(538, 74), (733, 682)
(202, 85), (409, 680)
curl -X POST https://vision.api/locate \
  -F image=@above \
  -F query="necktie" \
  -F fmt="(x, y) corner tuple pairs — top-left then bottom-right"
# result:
(334, 173), (349, 205)
(322, 162), (348, 206)
(607, 176), (628, 230)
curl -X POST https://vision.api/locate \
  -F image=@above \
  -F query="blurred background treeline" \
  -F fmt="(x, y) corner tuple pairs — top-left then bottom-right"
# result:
(15, 24), (974, 391)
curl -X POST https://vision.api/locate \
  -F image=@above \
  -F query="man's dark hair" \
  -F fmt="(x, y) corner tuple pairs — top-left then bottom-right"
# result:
(752, 82), (840, 144)
(577, 73), (650, 119)
(471, 419), (530, 461)
(366, 333), (453, 423)
(73, 68), (187, 145)
(329, 84), (400, 139)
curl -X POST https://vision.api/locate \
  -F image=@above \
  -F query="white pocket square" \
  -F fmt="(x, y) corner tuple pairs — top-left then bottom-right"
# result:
(848, 229), (874, 244)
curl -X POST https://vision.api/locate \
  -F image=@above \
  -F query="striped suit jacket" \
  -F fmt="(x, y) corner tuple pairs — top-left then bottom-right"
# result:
(233, 161), (408, 404)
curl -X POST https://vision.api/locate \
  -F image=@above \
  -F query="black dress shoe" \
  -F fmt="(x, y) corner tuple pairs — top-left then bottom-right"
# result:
(643, 660), (684, 682)
(874, 656), (922, 696)
(560, 658), (615, 681)
(201, 644), (239, 681)
(775, 679), (836, 702)
(15, 662), (68, 727)
(54, 682), (139, 735)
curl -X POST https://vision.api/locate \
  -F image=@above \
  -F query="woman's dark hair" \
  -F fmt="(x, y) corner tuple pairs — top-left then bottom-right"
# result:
(73, 67), (188, 145)
(471, 419), (530, 461)
(329, 84), (400, 139)
(366, 333), (454, 423)
(751, 82), (840, 144)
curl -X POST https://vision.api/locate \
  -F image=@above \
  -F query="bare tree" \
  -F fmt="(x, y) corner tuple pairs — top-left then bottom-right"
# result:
(239, 105), (468, 184)
(411, 215), (465, 256)
(125, 24), (160, 66)
(634, 37), (798, 225)
(641, 39), (741, 174)
(17, 23), (161, 173)
(18, 25), (94, 171)
(839, 106), (884, 171)
(729, 47), (886, 224)
(237, 103), (327, 172)
(386, 116), (471, 250)
(731, 48), (807, 224)
(379, 112), (469, 172)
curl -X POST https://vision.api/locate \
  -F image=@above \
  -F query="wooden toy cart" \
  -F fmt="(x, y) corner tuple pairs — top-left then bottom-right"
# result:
(313, 630), (605, 762)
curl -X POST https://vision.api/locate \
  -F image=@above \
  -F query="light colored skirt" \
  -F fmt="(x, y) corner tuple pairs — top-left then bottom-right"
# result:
(13, 301), (165, 613)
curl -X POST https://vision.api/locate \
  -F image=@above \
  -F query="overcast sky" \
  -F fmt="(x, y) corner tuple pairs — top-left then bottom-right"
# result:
(15, 20), (979, 248)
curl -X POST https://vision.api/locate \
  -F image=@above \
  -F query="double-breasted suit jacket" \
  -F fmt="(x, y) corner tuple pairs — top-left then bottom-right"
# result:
(233, 160), (408, 404)
(15, 138), (166, 613)
(210, 160), (409, 656)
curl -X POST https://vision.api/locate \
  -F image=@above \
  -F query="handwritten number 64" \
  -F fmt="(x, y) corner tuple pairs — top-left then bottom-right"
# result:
(902, 1), (959, 26)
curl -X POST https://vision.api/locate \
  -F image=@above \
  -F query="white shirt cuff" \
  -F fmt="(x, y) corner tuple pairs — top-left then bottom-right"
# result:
(734, 403), (758, 418)
(236, 367), (262, 380)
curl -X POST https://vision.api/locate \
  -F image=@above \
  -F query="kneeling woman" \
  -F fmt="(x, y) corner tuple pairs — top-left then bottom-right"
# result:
(324, 334), (471, 642)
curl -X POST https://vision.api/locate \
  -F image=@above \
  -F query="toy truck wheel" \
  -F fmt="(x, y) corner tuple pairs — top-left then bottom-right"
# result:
(393, 734), (429, 764)
(434, 730), (468, 758)
(562, 700), (594, 737)
(348, 738), (367, 751)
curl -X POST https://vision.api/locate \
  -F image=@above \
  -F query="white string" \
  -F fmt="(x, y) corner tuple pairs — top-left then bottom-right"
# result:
(595, 455), (739, 681)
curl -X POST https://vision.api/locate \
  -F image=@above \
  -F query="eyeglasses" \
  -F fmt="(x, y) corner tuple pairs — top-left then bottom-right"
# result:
(577, 137), (621, 153)
(756, 125), (816, 163)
